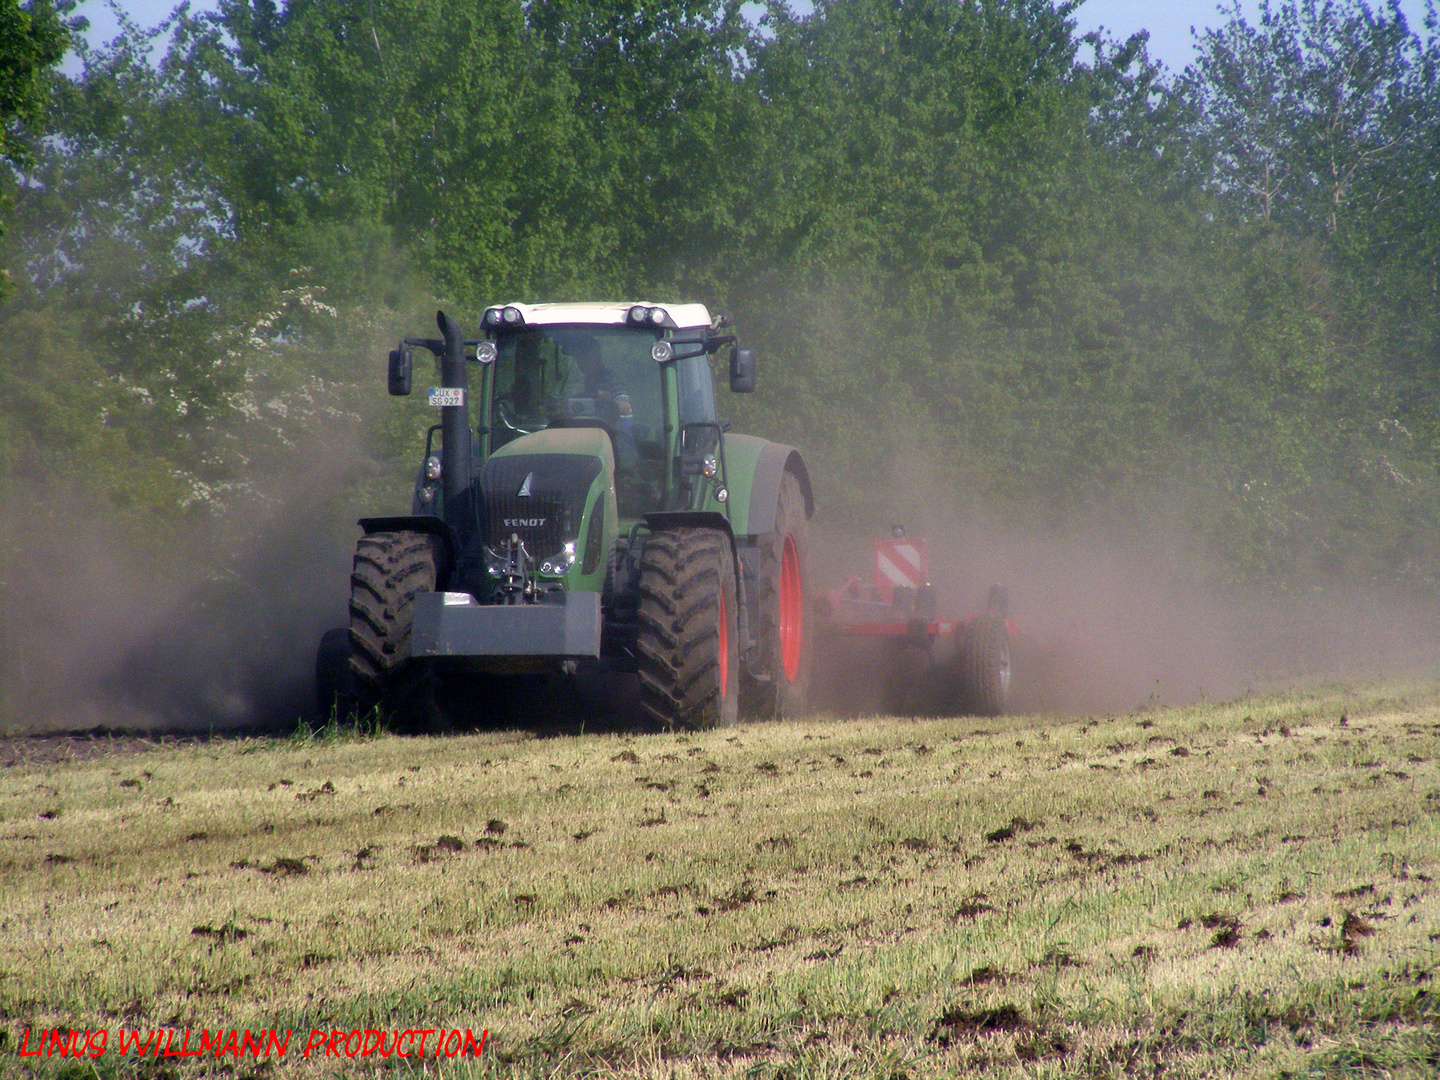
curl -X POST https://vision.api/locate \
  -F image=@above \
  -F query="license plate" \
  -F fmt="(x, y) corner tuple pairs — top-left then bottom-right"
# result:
(427, 388), (465, 407)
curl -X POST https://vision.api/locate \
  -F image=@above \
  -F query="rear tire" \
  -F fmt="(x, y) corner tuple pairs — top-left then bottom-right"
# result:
(746, 471), (812, 719)
(636, 527), (740, 730)
(348, 530), (442, 732)
(956, 614), (1011, 717)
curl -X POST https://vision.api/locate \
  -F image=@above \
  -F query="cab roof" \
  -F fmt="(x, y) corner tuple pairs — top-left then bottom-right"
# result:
(482, 301), (714, 331)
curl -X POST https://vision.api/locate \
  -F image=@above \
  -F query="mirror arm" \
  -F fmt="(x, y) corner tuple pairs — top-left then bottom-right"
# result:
(403, 337), (487, 360)
(402, 337), (445, 357)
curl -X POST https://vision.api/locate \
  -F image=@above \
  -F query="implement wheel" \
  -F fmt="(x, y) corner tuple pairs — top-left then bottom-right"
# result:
(746, 471), (812, 719)
(636, 526), (740, 730)
(348, 529), (442, 732)
(957, 614), (1011, 717)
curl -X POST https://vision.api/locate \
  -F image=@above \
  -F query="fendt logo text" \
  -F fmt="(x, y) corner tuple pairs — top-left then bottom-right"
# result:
(504, 518), (547, 528)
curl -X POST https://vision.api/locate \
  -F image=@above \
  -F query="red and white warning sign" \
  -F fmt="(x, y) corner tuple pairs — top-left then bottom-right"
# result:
(873, 538), (928, 599)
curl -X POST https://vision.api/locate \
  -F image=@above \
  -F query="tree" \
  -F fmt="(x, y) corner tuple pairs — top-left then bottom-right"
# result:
(0, 0), (68, 164)
(0, 0), (70, 293)
(1184, 0), (1428, 239)
(6, 0), (1440, 616)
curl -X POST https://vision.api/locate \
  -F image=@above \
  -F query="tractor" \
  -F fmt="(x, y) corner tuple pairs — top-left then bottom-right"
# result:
(316, 304), (813, 730)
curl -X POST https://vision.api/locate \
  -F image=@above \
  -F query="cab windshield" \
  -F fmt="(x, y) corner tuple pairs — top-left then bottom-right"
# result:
(490, 325), (669, 508)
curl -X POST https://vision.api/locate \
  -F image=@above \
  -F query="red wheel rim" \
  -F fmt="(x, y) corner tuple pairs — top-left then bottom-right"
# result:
(718, 588), (730, 699)
(780, 534), (802, 683)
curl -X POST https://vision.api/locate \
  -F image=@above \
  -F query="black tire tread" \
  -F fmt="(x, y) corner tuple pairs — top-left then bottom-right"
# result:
(347, 530), (440, 730)
(636, 527), (737, 730)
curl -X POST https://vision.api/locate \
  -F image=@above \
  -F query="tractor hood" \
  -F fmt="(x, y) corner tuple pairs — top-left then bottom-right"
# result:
(475, 426), (615, 563)
(491, 425), (616, 463)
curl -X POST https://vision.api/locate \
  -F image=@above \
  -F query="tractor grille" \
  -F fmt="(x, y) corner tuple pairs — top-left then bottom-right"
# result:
(478, 454), (602, 558)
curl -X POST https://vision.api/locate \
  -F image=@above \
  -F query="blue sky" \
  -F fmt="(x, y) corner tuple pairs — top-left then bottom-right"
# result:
(70, 0), (1435, 77)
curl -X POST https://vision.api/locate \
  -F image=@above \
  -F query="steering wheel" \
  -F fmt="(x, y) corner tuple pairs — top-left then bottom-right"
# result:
(495, 397), (535, 438)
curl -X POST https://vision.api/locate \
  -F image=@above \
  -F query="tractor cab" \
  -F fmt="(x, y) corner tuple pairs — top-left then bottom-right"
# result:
(485, 318), (716, 517)
(383, 302), (747, 613)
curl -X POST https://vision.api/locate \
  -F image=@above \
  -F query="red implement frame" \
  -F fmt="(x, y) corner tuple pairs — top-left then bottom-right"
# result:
(817, 538), (1013, 641)
(813, 534), (1016, 717)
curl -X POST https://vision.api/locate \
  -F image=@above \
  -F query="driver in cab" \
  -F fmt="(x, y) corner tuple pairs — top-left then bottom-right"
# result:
(562, 334), (632, 430)
(559, 332), (638, 470)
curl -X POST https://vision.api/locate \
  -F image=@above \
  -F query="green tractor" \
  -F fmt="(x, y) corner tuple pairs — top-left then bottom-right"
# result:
(316, 303), (813, 730)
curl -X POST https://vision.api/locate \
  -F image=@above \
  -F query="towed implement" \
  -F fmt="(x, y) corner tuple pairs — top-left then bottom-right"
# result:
(317, 303), (813, 729)
(815, 532), (1014, 717)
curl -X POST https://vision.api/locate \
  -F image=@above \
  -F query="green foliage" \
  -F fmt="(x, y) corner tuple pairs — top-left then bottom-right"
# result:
(0, 0), (69, 166)
(2, 0), (1439, 606)
(0, 0), (70, 297)
(1183, 0), (1431, 239)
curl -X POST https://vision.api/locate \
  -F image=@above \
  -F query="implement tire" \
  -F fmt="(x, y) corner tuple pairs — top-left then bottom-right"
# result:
(636, 526), (740, 730)
(745, 470), (812, 719)
(348, 529), (442, 732)
(957, 614), (1011, 717)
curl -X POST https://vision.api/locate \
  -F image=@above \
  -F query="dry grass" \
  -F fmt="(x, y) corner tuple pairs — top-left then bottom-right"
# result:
(2, 682), (1438, 1078)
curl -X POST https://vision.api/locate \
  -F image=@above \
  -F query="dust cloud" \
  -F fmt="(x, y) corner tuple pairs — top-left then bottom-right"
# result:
(809, 506), (1440, 718)
(0, 449), (364, 736)
(5, 435), (1437, 736)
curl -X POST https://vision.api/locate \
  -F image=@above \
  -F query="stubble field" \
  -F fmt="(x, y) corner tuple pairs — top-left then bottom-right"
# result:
(2, 682), (1438, 1078)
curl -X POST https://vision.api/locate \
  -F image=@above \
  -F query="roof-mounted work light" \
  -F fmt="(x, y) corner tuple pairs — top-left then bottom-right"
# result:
(626, 305), (670, 327)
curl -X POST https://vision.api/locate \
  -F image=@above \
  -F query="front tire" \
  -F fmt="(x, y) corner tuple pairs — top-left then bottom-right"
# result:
(636, 527), (740, 730)
(348, 530), (442, 732)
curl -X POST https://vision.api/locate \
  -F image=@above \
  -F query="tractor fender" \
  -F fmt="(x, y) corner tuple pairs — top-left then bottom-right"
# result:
(642, 510), (740, 581)
(744, 443), (813, 536)
(358, 515), (457, 583)
(643, 510), (734, 539)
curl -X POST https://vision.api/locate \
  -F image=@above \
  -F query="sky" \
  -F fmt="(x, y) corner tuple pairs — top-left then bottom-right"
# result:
(70, 0), (1435, 77)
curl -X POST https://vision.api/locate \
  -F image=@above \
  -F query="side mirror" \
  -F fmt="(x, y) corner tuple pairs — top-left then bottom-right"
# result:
(388, 348), (412, 396)
(729, 346), (757, 394)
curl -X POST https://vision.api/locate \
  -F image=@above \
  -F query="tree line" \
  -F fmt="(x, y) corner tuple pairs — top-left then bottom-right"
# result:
(2, 0), (1438, 601)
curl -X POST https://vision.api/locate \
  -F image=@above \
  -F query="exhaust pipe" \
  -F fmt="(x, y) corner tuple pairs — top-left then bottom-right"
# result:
(437, 309), (471, 508)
